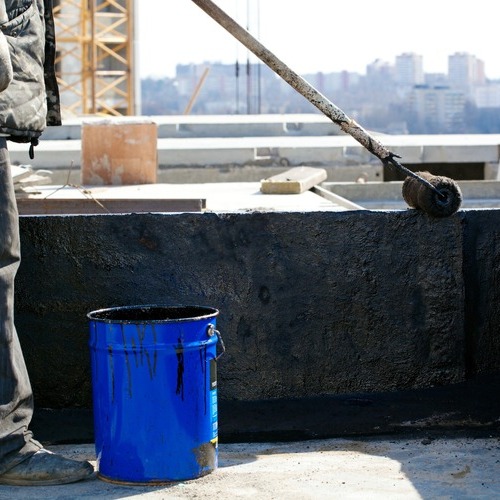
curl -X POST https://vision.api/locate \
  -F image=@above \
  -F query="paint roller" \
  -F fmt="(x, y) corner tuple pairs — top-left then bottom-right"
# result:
(191, 0), (462, 217)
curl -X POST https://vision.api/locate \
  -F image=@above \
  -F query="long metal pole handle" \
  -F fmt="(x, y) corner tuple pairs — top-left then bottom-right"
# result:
(191, 0), (392, 159)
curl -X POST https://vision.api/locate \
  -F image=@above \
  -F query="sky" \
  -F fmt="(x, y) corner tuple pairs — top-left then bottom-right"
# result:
(136, 1), (500, 80)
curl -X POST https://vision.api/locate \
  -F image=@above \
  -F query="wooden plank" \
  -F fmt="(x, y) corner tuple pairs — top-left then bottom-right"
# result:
(17, 198), (205, 215)
(260, 167), (327, 194)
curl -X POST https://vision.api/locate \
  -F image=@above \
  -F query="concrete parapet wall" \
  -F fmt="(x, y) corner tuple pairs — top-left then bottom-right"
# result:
(14, 209), (499, 409)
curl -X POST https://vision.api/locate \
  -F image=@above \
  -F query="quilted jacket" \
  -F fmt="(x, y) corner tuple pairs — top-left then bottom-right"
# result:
(0, 0), (60, 151)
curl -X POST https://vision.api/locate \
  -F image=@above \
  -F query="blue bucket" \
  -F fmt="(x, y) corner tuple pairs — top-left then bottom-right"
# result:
(88, 305), (223, 484)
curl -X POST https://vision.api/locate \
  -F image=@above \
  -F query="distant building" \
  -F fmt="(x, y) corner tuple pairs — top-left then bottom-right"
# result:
(176, 62), (266, 114)
(475, 83), (500, 108)
(408, 85), (466, 132)
(366, 59), (394, 80)
(424, 73), (448, 87)
(304, 71), (361, 94)
(395, 53), (424, 88)
(448, 52), (486, 97)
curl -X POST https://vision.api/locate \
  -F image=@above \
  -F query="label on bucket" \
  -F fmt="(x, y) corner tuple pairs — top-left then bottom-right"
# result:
(210, 358), (218, 438)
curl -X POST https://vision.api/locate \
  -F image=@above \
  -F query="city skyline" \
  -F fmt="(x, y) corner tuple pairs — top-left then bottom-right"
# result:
(137, 0), (500, 80)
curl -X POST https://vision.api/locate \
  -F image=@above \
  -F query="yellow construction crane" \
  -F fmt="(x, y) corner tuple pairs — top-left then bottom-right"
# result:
(53, 0), (137, 117)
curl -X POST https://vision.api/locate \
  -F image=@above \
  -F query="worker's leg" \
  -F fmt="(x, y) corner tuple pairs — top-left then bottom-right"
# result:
(0, 138), (93, 485)
(0, 137), (41, 474)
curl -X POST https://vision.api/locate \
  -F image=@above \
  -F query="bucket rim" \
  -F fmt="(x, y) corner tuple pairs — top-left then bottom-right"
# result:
(87, 304), (219, 324)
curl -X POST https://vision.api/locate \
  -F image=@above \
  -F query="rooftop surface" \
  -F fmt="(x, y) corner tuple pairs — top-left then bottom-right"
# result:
(15, 180), (500, 215)
(0, 434), (498, 498)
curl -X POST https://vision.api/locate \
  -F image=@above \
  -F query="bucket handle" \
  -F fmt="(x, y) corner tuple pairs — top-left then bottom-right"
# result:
(207, 324), (225, 360)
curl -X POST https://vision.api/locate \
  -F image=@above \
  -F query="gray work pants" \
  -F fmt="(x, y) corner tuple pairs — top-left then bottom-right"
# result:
(0, 137), (42, 474)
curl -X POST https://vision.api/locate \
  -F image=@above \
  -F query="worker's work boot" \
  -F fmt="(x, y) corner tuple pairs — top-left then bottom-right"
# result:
(0, 448), (94, 486)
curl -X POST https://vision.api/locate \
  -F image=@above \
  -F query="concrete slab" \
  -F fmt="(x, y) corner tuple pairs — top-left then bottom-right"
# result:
(0, 436), (498, 498)
(40, 114), (344, 140)
(7, 133), (500, 172)
(17, 182), (349, 213)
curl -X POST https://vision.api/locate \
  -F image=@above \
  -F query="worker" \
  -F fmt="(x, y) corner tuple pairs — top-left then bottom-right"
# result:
(0, 0), (94, 485)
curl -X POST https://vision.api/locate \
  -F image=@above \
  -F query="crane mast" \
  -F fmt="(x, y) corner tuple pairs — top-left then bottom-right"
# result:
(53, 0), (137, 117)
